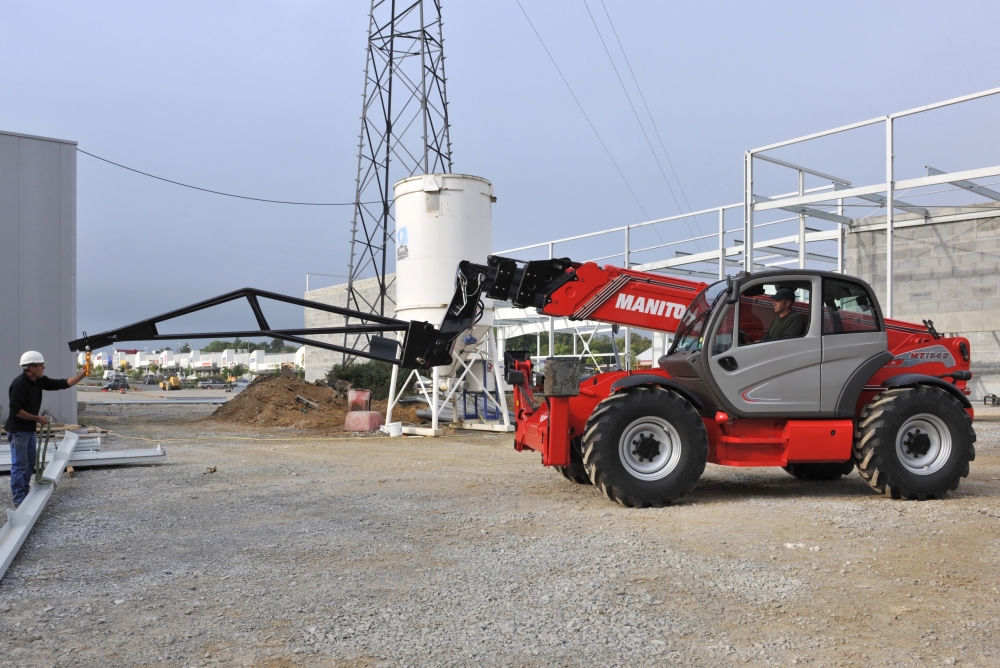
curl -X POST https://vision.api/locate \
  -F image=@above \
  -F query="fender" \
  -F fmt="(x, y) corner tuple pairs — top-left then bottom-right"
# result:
(609, 373), (714, 415)
(882, 372), (972, 409)
(835, 351), (894, 418)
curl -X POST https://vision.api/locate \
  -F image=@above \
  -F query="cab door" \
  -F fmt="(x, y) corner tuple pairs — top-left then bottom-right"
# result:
(707, 276), (822, 415)
(819, 277), (887, 412)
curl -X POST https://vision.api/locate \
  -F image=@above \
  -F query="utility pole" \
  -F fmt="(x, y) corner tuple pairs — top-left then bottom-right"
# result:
(344, 0), (453, 359)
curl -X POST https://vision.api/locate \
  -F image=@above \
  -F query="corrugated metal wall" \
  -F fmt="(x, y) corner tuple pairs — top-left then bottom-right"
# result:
(0, 130), (77, 426)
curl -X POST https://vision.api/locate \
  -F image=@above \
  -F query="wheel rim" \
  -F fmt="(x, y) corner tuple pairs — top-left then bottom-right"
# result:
(895, 413), (952, 475)
(619, 417), (683, 481)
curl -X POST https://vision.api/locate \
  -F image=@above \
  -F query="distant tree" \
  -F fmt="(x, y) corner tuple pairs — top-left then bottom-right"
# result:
(267, 338), (298, 353)
(178, 343), (192, 353)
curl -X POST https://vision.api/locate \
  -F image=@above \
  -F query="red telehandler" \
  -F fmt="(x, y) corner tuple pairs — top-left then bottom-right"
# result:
(467, 256), (976, 507)
(69, 256), (976, 507)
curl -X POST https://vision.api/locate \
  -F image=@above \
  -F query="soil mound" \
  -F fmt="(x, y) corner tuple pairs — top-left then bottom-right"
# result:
(210, 375), (421, 431)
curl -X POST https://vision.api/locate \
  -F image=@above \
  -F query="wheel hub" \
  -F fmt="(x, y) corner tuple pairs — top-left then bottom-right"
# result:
(903, 429), (932, 457)
(619, 417), (683, 481)
(894, 413), (953, 476)
(631, 433), (661, 462)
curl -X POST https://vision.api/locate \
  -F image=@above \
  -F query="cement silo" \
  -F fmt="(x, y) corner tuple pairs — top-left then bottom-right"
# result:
(387, 173), (509, 434)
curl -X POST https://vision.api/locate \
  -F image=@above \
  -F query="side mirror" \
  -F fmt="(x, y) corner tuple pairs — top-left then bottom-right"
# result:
(726, 275), (738, 304)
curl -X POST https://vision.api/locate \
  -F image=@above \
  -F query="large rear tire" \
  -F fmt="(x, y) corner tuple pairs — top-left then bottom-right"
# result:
(555, 437), (591, 485)
(853, 386), (975, 500)
(582, 386), (707, 507)
(782, 461), (855, 481)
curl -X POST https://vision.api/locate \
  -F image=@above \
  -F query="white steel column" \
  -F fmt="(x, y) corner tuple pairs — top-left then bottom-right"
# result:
(718, 208), (725, 279)
(623, 228), (630, 370)
(743, 152), (754, 271)
(837, 198), (845, 273)
(547, 242), (555, 357)
(798, 170), (806, 268)
(386, 363), (399, 424)
(431, 366), (440, 431)
(885, 117), (894, 317)
(489, 330), (511, 429)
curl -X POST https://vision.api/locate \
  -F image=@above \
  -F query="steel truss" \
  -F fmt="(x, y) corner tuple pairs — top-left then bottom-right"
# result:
(345, 0), (453, 328)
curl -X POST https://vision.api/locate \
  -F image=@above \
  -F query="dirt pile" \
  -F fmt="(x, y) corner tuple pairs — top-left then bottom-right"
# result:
(209, 376), (422, 432)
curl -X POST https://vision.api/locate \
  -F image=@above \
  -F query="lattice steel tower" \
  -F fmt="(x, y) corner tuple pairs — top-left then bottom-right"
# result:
(345, 0), (453, 320)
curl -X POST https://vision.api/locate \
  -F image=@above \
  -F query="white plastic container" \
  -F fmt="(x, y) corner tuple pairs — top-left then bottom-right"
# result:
(387, 422), (403, 437)
(393, 174), (494, 327)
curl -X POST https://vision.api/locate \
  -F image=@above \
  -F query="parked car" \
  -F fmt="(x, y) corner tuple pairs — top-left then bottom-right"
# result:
(101, 378), (130, 392)
(142, 375), (157, 385)
(197, 378), (231, 389)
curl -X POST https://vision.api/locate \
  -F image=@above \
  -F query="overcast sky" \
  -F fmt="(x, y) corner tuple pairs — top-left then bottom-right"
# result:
(2, 1), (1000, 347)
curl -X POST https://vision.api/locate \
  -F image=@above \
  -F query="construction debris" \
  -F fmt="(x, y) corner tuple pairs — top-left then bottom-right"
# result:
(210, 375), (421, 431)
(295, 395), (319, 410)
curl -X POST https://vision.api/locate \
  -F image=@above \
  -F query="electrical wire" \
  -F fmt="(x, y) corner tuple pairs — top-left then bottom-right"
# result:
(515, 0), (651, 222)
(582, 0), (702, 249)
(599, 1), (696, 219)
(77, 148), (375, 206)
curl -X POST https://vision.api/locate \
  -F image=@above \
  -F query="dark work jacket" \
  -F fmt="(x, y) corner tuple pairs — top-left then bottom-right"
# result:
(762, 311), (806, 342)
(5, 374), (70, 434)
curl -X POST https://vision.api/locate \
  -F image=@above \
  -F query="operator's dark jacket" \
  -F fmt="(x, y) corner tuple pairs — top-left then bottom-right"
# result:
(5, 374), (69, 433)
(761, 311), (806, 342)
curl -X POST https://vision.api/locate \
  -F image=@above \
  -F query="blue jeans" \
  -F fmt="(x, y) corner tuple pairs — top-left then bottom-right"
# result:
(9, 432), (37, 505)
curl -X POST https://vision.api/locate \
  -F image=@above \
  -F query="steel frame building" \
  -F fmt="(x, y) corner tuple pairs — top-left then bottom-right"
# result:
(495, 87), (1000, 367)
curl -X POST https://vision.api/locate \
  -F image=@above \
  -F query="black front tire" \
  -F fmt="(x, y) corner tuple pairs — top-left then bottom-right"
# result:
(853, 386), (975, 500)
(782, 461), (855, 481)
(582, 386), (707, 508)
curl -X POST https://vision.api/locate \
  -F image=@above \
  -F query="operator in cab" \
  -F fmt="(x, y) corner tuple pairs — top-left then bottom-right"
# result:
(760, 287), (806, 341)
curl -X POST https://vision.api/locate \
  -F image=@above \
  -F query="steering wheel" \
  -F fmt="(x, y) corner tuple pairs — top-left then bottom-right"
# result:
(738, 329), (755, 345)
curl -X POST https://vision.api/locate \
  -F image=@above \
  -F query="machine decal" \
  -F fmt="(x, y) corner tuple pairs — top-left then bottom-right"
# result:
(741, 382), (782, 403)
(614, 293), (686, 319)
(887, 344), (956, 368)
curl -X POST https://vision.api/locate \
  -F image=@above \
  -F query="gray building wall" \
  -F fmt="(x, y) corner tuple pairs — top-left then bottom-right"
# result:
(302, 276), (396, 382)
(847, 204), (1000, 398)
(0, 130), (78, 426)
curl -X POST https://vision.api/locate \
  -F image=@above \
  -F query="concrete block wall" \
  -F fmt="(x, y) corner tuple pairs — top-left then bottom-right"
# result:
(847, 204), (1000, 397)
(302, 276), (396, 382)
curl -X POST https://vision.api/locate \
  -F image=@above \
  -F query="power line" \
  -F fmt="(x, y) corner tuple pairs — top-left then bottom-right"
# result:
(515, 0), (651, 221)
(77, 149), (368, 206)
(599, 1), (696, 217)
(582, 0), (703, 249)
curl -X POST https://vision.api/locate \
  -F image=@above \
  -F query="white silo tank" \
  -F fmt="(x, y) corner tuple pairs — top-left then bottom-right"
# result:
(393, 173), (494, 327)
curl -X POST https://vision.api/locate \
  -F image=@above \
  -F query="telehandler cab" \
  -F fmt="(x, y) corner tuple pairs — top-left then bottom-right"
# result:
(69, 256), (976, 508)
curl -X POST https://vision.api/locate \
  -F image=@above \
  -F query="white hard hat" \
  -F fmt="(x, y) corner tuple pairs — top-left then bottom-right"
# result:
(20, 351), (46, 366)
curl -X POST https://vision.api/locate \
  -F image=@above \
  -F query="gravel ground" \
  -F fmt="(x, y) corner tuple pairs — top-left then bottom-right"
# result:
(1, 404), (999, 667)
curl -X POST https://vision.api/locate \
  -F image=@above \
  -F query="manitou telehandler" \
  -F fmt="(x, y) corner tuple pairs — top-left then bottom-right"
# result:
(70, 256), (976, 507)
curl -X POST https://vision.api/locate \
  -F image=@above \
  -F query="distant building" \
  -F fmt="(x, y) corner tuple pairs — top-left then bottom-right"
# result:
(848, 203), (1000, 397)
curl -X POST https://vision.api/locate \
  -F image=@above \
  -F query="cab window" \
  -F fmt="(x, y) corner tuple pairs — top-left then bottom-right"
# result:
(822, 278), (880, 334)
(710, 305), (735, 356)
(737, 281), (811, 346)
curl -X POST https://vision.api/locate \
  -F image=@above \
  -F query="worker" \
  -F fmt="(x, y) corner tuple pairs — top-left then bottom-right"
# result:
(5, 351), (86, 508)
(760, 287), (806, 341)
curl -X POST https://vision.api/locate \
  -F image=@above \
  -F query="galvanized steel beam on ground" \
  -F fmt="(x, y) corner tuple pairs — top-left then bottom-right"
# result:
(0, 446), (167, 472)
(0, 431), (79, 580)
